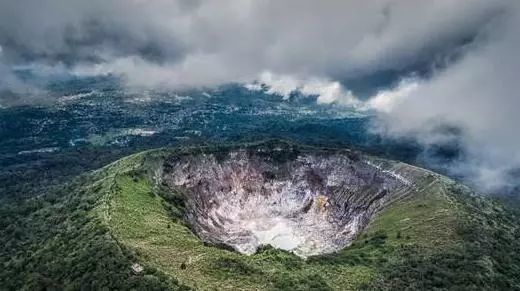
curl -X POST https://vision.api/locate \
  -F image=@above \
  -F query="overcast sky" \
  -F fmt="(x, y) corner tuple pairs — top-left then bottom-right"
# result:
(1, 0), (519, 192)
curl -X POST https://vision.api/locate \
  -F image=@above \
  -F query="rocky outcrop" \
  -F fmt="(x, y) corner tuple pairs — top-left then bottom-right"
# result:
(162, 143), (418, 257)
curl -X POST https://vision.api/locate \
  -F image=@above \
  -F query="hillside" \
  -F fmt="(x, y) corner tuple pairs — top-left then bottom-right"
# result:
(1, 141), (519, 290)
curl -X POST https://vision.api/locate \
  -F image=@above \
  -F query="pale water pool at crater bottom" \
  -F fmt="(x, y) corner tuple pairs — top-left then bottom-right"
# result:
(235, 217), (303, 254)
(224, 215), (363, 258)
(197, 192), (365, 258)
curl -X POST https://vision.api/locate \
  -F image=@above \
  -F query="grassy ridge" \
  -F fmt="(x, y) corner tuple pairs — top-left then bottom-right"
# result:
(0, 151), (190, 290)
(2, 144), (519, 290)
(94, 148), (465, 290)
(100, 172), (374, 290)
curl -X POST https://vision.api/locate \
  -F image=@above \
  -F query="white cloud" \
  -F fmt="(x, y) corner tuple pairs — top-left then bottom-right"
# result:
(1, 0), (520, 192)
(369, 5), (520, 191)
(364, 79), (420, 113)
(0, 0), (508, 89)
(256, 72), (302, 100)
(246, 71), (359, 106)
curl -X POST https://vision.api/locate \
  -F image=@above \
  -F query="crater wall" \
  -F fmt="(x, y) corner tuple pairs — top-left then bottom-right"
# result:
(162, 145), (417, 257)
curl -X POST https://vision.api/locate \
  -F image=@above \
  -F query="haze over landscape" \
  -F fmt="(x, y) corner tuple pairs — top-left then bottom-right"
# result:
(2, 0), (519, 193)
(1, 1), (520, 290)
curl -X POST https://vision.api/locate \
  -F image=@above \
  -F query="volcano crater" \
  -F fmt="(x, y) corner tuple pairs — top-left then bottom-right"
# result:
(162, 145), (415, 258)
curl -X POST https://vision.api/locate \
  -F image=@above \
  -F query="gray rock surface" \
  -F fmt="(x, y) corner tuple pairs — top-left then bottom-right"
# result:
(162, 146), (417, 257)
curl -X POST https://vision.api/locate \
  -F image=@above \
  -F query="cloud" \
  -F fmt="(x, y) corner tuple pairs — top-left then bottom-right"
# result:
(367, 5), (520, 191)
(0, 47), (44, 106)
(243, 2), (520, 192)
(245, 72), (358, 105)
(0, 0), (507, 89)
(364, 78), (420, 113)
(1, 0), (519, 192)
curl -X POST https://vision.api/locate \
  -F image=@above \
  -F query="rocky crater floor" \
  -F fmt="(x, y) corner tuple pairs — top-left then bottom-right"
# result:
(162, 144), (419, 257)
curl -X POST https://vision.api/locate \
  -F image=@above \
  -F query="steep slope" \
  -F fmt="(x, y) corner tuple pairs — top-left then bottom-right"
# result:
(162, 142), (432, 258)
(0, 153), (191, 290)
(2, 140), (519, 290)
(90, 141), (519, 290)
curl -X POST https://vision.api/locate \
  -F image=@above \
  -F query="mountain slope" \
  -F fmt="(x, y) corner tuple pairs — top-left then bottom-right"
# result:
(1, 141), (519, 290)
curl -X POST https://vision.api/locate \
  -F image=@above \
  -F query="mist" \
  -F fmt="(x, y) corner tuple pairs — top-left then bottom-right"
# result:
(1, 0), (519, 193)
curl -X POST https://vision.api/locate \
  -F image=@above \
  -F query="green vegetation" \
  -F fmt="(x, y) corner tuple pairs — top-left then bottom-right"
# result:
(365, 183), (520, 290)
(97, 154), (373, 290)
(1, 144), (520, 290)
(0, 152), (190, 290)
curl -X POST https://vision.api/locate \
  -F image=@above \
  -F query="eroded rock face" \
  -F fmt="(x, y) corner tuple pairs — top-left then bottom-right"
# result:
(162, 145), (416, 258)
